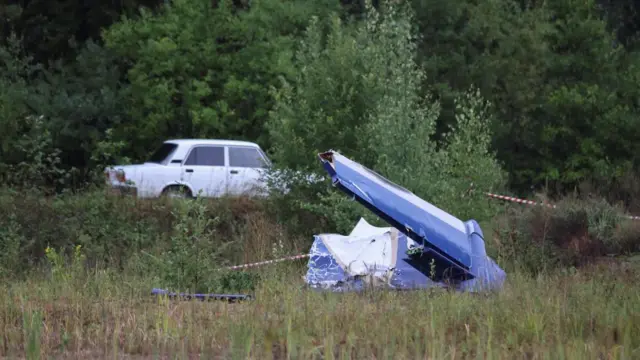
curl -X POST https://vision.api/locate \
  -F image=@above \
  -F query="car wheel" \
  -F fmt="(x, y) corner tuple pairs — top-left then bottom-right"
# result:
(162, 186), (192, 199)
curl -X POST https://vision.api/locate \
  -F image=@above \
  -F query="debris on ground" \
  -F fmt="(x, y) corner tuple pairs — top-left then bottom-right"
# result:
(151, 288), (252, 302)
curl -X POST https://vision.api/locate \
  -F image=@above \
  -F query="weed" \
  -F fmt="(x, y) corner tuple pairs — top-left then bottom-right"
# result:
(44, 244), (85, 284)
(22, 309), (42, 360)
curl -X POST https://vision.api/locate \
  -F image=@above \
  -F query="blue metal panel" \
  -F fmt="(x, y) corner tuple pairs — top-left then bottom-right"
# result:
(318, 151), (479, 280)
(305, 235), (349, 285)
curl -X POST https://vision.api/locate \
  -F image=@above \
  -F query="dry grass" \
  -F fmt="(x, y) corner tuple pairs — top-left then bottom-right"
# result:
(1, 258), (640, 360)
(490, 194), (640, 274)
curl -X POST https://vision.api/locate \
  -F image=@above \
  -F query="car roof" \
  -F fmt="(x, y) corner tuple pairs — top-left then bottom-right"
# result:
(164, 139), (261, 148)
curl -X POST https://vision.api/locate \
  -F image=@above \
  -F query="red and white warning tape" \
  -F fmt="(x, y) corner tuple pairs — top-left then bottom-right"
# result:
(485, 192), (556, 209)
(222, 253), (310, 271)
(484, 192), (640, 220)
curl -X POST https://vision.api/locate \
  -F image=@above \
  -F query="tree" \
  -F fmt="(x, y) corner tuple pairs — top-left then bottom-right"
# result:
(0, 34), (37, 181)
(534, 0), (640, 190)
(267, 0), (506, 232)
(103, 0), (341, 160)
(410, 0), (552, 192)
(0, 0), (164, 64)
(0, 34), (129, 189)
(411, 0), (640, 196)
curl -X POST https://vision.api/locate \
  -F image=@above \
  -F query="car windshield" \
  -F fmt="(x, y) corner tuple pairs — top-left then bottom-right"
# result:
(147, 143), (178, 164)
(257, 148), (272, 167)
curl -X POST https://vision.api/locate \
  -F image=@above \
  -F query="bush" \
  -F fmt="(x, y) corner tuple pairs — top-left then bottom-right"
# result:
(492, 193), (640, 274)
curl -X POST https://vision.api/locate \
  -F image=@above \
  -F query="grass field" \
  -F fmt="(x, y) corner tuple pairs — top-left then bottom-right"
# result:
(1, 190), (640, 359)
(1, 256), (640, 359)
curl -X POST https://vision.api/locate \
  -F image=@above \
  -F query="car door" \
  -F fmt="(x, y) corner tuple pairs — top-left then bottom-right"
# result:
(227, 146), (270, 196)
(181, 145), (228, 197)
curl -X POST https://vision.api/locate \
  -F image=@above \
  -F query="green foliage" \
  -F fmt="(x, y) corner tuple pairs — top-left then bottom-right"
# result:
(533, 0), (639, 189)
(0, 35), (129, 188)
(44, 244), (86, 284)
(268, 0), (506, 233)
(0, 36), (71, 189)
(103, 0), (234, 156)
(103, 0), (340, 160)
(22, 309), (42, 360)
(1, 0), (640, 203)
(0, 34), (43, 185)
(0, 190), (162, 271)
(0, 189), (298, 294)
(27, 40), (130, 176)
(145, 197), (257, 293)
(0, 214), (23, 278)
(0, 0), (164, 64)
(0, 115), (70, 190)
(2, 0), (640, 201)
(411, 0), (640, 194)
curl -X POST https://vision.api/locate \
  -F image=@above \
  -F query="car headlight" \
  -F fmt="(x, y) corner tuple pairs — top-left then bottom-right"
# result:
(115, 170), (126, 183)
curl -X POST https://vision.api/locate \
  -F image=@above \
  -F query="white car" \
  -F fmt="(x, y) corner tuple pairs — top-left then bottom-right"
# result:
(105, 139), (277, 198)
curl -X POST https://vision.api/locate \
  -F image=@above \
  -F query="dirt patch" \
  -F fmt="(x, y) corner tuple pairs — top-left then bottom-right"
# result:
(566, 231), (607, 259)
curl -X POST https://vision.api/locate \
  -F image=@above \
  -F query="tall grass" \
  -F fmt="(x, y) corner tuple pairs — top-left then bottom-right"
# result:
(1, 189), (640, 358)
(1, 259), (639, 359)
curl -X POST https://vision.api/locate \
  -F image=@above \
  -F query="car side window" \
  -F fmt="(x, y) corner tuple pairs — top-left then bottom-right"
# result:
(228, 147), (267, 168)
(184, 146), (225, 166)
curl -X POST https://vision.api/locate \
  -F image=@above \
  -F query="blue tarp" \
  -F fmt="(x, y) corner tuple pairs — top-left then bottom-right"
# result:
(305, 150), (506, 292)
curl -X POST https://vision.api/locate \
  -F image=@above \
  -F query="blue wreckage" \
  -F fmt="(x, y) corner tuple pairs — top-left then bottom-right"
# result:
(305, 150), (506, 292)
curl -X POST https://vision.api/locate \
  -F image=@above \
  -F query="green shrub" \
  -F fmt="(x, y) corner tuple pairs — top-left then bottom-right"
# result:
(139, 196), (262, 293)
